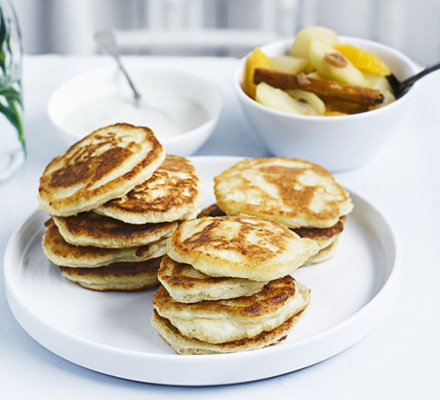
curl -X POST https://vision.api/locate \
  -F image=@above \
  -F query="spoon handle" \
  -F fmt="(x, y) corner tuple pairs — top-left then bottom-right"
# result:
(400, 62), (440, 91)
(113, 56), (142, 105)
(95, 30), (142, 106)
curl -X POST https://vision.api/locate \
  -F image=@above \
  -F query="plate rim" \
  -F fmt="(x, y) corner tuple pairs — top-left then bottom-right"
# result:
(3, 155), (401, 383)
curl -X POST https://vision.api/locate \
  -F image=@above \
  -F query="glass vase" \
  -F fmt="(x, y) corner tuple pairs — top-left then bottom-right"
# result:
(0, 0), (24, 181)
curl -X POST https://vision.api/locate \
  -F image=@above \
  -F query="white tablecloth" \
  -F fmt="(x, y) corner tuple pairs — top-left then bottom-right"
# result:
(1, 55), (439, 399)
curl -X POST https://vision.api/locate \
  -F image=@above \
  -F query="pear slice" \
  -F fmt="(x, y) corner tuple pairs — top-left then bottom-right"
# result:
(309, 41), (369, 87)
(269, 56), (309, 74)
(307, 71), (321, 79)
(289, 26), (338, 58)
(364, 72), (393, 92)
(364, 73), (396, 108)
(255, 82), (318, 115)
(286, 89), (325, 114)
(379, 90), (396, 107)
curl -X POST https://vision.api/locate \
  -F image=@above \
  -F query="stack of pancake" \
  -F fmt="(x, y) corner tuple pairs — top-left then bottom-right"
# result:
(202, 157), (353, 265)
(152, 214), (319, 354)
(38, 123), (201, 291)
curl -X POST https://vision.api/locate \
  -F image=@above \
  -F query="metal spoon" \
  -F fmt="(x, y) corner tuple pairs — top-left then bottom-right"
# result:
(387, 62), (440, 98)
(95, 29), (173, 122)
(95, 30), (142, 107)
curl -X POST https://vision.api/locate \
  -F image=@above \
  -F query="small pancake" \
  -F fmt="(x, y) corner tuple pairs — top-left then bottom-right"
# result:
(167, 215), (319, 281)
(197, 204), (227, 218)
(151, 309), (305, 355)
(153, 276), (310, 344)
(294, 216), (345, 249)
(158, 255), (268, 303)
(95, 155), (202, 224)
(199, 204), (345, 250)
(43, 220), (167, 268)
(214, 157), (353, 228)
(39, 124), (165, 216)
(304, 239), (339, 266)
(60, 257), (161, 291)
(53, 212), (177, 249)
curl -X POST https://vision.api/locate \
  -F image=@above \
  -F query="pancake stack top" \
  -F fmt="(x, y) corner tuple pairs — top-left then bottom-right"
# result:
(210, 157), (353, 265)
(38, 123), (202, 291)
(152, 214), (319, 355)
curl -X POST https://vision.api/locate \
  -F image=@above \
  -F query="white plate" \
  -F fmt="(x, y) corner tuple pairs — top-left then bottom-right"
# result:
(4, 156), (400, 386)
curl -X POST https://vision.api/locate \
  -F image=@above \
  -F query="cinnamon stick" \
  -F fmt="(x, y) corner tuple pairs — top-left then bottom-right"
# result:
(254, 68), (384, 105)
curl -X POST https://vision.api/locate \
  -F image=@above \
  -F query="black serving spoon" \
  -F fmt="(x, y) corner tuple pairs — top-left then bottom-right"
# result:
(387, 62), (440, 98)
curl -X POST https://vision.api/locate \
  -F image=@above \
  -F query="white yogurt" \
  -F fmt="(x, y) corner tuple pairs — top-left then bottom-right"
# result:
(63, 91), (208, 140)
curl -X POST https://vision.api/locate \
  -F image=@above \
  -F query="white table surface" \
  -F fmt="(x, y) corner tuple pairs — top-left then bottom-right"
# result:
(1, 55), (439, 399)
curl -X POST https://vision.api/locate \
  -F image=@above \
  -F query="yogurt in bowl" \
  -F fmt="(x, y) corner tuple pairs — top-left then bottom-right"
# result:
(48, 66), (223, 155)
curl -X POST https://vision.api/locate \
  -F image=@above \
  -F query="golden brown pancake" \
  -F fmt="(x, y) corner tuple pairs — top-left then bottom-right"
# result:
(167, 215), (319, 281)
(60, 258), (161, 291)
(304, 239), (339, 266)
(197, 203), (227, 218)
(95, 155), (201, 224)
(42, 220), (167, 268)
(53, 212), (177, 249)
(157, 254), (267, 303)
(151, 309), (305, 355)
(294, 216), (345, 243)
(214, 157), (353, 228)
(39, 123), (165, 216)
(153, 276), (310, 343)
(199, 204), (345, 249)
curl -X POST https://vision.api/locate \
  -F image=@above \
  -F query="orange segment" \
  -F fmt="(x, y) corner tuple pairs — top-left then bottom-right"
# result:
(243, 48), (271, 99)
(334, 43), (391, 76)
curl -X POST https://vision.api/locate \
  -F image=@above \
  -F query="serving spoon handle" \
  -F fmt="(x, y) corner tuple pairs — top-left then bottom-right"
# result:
(389, 61), (440, 98)
(400, 62), (440, 90)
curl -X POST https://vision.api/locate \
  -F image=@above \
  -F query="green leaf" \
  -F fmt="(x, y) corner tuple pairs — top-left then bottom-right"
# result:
(0, 85), (22, 106)
(0, 54), (5, 75)
(2, 30), (11, 74)
(0, 9), (6, 74)
(6, 23), (11, 55)
(0, 8), (24, 149)
(0, 96), (25, 151)
(8, 98), (24, 147)
(0, 9), (6, 45)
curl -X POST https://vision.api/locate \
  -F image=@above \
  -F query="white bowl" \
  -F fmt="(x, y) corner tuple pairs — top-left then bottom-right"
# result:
(48, 66), (223, 156)
(234, 37), (420, 171)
